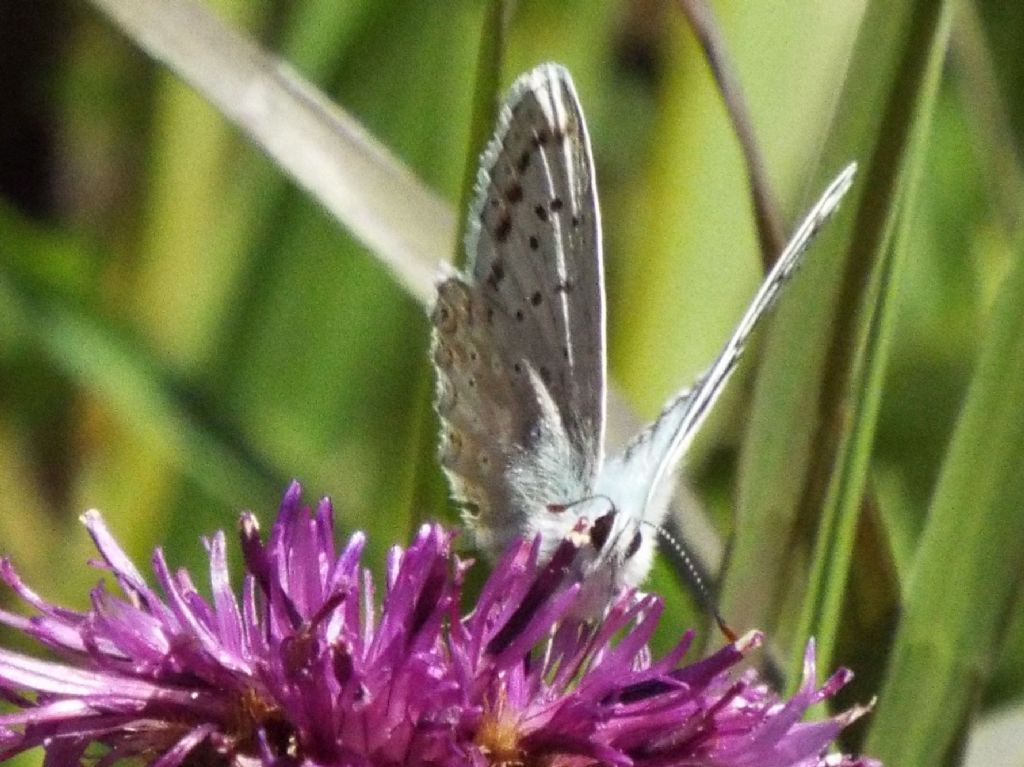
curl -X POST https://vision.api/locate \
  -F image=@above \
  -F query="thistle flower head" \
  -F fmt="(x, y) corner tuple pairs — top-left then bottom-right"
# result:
(0, 482), (878, 767)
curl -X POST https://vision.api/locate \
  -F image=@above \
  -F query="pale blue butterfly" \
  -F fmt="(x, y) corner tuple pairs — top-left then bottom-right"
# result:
(432, 63), (856, 613)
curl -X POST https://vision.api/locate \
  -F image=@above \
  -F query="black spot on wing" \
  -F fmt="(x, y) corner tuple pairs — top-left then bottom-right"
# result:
(485, 259), (506, 291)
(494, 212), (512, 242)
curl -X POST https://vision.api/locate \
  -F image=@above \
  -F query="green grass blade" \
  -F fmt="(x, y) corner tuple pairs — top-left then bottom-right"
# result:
(864, 212), (1024, 766)
(85, 0), (454, 306)
(453, 0), (506, 267)
(404, 0), (509, 536)
(956, 0), (1024, 712)
(721, 0), (949, 657)
(793, 1), (953, 681)
(154, 0), (378, 374)
(210, 3), (485, 568)
(0, 264), (280, 513)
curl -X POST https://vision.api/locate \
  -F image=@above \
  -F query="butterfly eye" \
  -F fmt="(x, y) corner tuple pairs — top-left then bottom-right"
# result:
(590, 511), (615, 552)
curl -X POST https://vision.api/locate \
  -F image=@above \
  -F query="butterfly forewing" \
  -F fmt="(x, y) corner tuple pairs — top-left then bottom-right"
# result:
(468, 64), (607, 459)
(432, 64), (606, 553)
(601, 163), (859, 524)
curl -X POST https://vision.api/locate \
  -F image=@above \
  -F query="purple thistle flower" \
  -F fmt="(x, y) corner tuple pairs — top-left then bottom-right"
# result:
(0, 482), (878, 767)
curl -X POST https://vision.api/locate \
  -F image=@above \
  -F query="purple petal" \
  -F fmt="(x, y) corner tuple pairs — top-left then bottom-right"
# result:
(0, 483), (878, 767)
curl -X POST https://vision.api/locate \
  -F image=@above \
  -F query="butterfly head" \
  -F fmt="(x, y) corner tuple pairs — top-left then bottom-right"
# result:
(547, 495), (658, 614)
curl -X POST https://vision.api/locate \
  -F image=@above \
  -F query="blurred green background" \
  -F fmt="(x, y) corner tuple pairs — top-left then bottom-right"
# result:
(1, 1), (1023, 765)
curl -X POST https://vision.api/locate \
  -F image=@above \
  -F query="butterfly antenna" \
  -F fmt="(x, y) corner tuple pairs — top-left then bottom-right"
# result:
(644, 521), (737, 643)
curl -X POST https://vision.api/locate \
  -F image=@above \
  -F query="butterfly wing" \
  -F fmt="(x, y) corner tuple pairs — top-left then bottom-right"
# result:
(432, 63), (607, 555)
(599, 163), (858, 532)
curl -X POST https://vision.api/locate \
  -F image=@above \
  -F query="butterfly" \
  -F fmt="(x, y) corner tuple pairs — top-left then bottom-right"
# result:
(431, 62), (856, 613)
